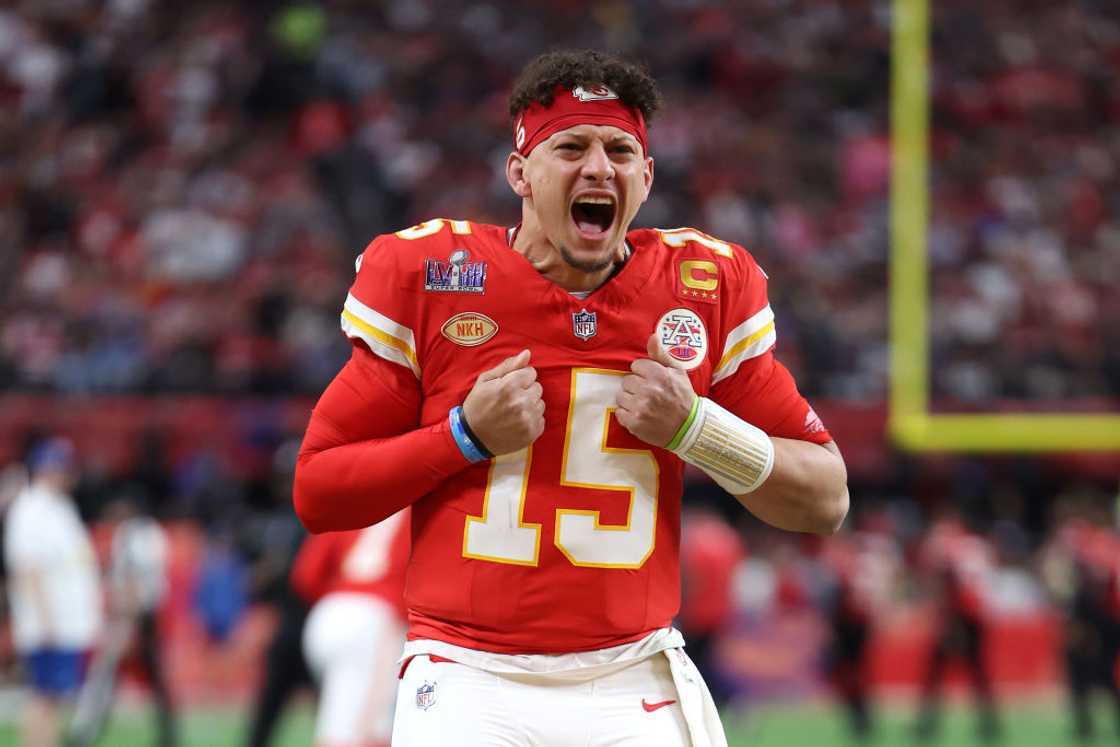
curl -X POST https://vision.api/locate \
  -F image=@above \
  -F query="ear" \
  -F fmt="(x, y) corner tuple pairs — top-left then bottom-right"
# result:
(506, 152), (532, 198)
(640, 156), (654, 203)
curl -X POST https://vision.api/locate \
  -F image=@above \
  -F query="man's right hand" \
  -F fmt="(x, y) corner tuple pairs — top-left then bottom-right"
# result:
(462, 349), (545, 456)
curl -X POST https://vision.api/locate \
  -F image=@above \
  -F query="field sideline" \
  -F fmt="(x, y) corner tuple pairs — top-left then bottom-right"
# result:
(0, 697), (1116, 746)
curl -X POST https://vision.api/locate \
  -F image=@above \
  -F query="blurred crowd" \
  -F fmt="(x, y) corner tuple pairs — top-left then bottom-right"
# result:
(1, 0), (1117, 402)
(2, 437), (1120, 743)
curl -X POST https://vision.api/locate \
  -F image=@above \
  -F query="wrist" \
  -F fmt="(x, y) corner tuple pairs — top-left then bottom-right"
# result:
(665, 395), (701, 450)
(669, 397), (774, 494)
(449, 406), (493, 463)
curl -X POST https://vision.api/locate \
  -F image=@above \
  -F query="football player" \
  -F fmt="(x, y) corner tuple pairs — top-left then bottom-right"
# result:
(294, 49), (849, 746)
(914, 511), (1001, 742)
(292, 509), (410, 747)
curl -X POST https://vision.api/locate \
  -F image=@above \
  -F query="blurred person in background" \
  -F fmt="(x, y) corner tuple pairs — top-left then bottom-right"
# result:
(0, 462), (30, 680)
(815, 514), (900, 741)
(192, 523), (249, 701)
(193, 525), (249, 646)
(678, 504), (745, 709)
(914, 509), (1001, 742)
(243, 440), (315, 747)
(1040, 498), (1120, 742)
(67, 491), (176, 747)
(294, 48), (848, 747)
(291, 509), (410, 747)
(3, 438), (103, 747)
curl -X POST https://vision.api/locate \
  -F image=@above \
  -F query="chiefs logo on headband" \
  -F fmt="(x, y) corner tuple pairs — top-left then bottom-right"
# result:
(572, 85), (618, 102)
(514, 84), (648, 157)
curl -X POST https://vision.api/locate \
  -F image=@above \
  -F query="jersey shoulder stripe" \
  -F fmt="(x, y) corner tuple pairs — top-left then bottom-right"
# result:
(341, 219), (487, 376)
(341, 293), (420, 377)
(712, 304), (776, 384)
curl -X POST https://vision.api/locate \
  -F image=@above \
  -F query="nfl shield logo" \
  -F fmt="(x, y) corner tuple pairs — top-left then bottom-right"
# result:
(416, 681), (437, 710)
(572, 309), (597, 341)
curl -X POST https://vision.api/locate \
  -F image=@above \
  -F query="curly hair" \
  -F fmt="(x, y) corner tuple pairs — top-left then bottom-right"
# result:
(508, 49), (661, 123)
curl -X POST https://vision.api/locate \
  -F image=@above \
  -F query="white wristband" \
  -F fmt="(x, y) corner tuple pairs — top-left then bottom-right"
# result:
(670, 397), (774, 494)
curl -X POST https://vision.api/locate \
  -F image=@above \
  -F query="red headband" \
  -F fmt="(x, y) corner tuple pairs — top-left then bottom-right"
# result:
(513, 84), (648, 157)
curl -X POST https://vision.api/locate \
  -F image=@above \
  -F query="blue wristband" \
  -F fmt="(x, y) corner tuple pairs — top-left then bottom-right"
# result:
(449, 406), (490, 463)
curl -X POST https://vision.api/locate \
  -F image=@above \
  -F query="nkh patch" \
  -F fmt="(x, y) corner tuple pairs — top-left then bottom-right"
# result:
(416, 680), (437, 710)
(441, 312), (498, 347)
(657, 308), (708, 371)
(425, 249), (486, 293)
(572, 309), (597, 341)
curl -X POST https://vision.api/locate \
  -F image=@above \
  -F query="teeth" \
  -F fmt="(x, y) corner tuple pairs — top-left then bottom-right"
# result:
(575, 197), (614, 205)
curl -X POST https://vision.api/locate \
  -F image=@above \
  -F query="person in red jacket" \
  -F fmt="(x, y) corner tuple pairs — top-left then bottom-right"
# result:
(678, 506), (745, 708)
(293, 49), (849, 747)
(291, 509), (410, 747)
(1041, 505), (1120, 742)
(817, 519), (900, 741)
(914, 513), (1001, 742)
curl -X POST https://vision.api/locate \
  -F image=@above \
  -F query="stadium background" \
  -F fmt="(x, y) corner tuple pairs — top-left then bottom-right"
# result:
(1, 0), (1119, 744)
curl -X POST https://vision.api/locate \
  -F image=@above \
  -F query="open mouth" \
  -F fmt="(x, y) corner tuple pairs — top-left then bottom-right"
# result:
(571, 196), (616, 237)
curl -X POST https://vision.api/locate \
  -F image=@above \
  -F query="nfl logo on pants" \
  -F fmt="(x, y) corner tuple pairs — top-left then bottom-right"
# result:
(572, 309), (597, 341)
(416, 681), (437, 710)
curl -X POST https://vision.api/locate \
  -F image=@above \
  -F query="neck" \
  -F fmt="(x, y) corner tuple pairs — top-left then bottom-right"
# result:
(512, 211), (627, 293)
(34, 474), (68, 494)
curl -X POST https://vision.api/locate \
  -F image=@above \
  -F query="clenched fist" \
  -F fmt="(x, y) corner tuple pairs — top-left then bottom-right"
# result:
(462, 349), (546, 456)
(615, 333), (697, 448)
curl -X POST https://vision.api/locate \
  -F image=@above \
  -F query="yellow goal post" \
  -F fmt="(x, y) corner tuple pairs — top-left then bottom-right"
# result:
(889, 0), (1120, 452)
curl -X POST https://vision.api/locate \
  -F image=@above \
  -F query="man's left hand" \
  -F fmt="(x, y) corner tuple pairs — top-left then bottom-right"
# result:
(615, 333), (697, 448)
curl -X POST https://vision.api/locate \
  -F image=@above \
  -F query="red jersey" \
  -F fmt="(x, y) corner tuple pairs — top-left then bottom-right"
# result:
(291, 509), (410, 618)
(679, 511), (744, 633)
(1050, 519), (1120, 617)
(820, 531), (899, 624)
(920, 519), (995, 620)
(300, 219), (830, 654)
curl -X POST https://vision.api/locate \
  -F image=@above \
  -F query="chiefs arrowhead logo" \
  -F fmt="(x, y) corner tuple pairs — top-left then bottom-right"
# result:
(572, 84), (619, 102)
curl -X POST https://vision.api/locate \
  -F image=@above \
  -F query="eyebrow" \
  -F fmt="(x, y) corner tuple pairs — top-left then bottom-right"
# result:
(554, 132), (639, 147)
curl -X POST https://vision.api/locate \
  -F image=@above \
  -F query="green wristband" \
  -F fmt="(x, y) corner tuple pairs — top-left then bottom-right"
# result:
(666, 396), (701, 451)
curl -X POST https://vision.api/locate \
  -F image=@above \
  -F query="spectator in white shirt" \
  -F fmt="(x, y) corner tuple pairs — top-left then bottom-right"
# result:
(68, 492), (177, 747)
(4, 437), (102, 747)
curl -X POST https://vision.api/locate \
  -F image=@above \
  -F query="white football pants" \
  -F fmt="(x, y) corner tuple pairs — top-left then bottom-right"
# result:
(391, 648), (726, 746)
(304, 592), (404, 747)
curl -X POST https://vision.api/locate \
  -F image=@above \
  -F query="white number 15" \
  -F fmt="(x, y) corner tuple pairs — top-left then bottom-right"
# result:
(463, 369), (660, 569)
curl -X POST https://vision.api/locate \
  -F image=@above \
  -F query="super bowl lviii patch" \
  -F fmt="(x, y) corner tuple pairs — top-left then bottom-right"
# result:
(658, 308), (707, 370)
(441, 312), (498, 346)
(425, 249), (486, 293)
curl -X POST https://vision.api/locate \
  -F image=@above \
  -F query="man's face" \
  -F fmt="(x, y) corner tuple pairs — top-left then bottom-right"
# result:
(514, 124), (653, 272)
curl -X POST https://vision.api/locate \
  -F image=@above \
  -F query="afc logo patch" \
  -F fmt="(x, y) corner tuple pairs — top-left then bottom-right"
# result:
(657, 308), (707, 371)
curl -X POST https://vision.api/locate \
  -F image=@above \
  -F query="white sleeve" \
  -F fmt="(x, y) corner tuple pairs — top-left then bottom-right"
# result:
(4, 500), (52, 570)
